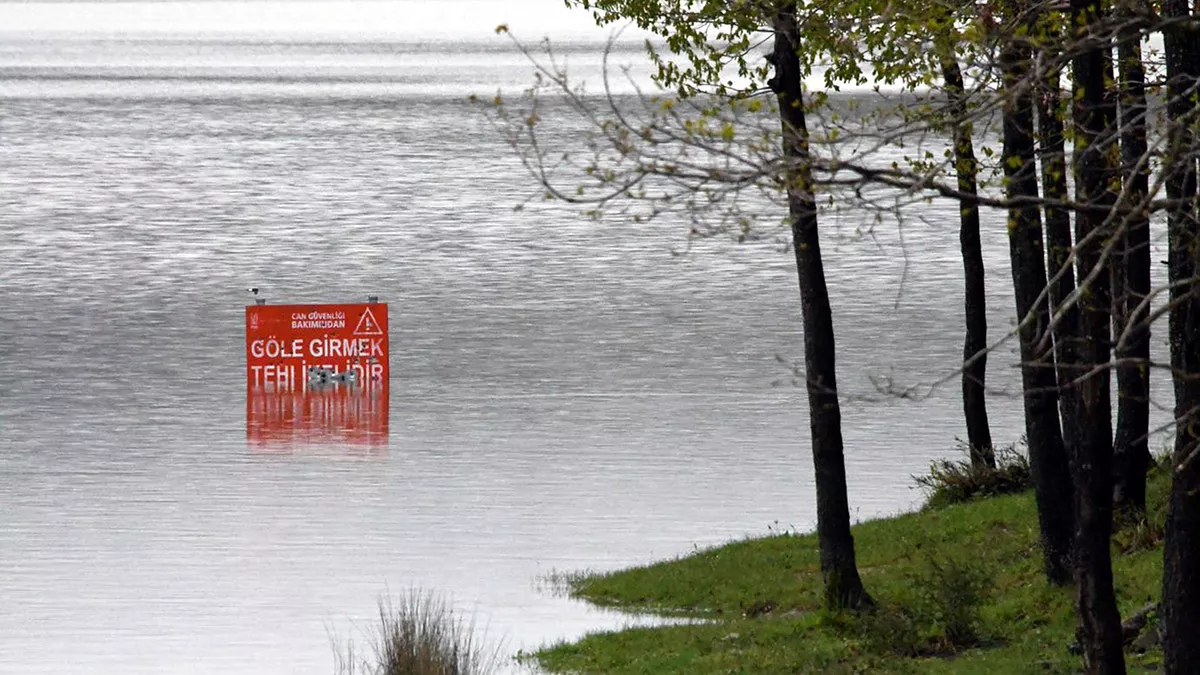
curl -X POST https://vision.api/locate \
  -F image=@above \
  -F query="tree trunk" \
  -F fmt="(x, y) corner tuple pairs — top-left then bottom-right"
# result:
(1037, 67), (1076, 332)
(1159, 0), (1200, 671)
(771, 4), (872, 611)
(1000, 18), (1075, 587)
(1067, 0), (1126, 668)
(942, 57), (995, 470)
(1035, 65), (1085, 564)
(1112, 12), (1152, 518)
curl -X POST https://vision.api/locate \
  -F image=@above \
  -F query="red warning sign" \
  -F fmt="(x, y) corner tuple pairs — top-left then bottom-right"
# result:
(245, 302), (389, 391)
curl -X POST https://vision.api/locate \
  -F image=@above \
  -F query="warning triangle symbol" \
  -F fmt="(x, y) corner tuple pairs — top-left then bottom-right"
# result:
(353, 307), (384, 336)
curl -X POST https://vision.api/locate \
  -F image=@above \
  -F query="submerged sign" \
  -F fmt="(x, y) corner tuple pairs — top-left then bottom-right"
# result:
(245, 301), (390, 448)
(245, 302), (389, 390)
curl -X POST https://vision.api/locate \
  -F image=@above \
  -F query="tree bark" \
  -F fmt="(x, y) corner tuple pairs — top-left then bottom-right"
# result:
(1112, 12), (1152, 518)
(1159, 1), (1200, 671)
(1000, 18), (1075, 587)
(942, 57), (995, 470)
(1066, 0), (1126, 668)
(771, 4), (871, 611)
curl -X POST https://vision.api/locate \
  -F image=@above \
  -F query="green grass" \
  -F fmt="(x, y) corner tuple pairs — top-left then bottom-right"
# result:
(532, 463), (1172, 674)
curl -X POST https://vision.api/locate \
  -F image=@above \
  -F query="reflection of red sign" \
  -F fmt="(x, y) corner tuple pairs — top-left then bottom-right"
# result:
(246, 302), (390, 449)
(246, 387), (389, 449)
(245, 303), (389, 390)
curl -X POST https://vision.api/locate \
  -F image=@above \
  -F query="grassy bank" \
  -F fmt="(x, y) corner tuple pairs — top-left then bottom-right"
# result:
(533, 462), (1170, 674)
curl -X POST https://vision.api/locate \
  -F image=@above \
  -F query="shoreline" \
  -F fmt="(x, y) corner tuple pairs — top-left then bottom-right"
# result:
(530, 465), (1169, 674)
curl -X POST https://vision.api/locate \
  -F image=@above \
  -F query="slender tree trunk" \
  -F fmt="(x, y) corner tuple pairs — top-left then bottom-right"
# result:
(1035, 66), (1085, 560)
(1000, 16), (1075, 587)
(1066, 0), (1126, 668)
(1037, 68), (1076, 329)
(771, 4), (871, 611)
(942, 57), (995, 470)
(1159, 0), (1200, 671)
(1112, 13), (1152, 518)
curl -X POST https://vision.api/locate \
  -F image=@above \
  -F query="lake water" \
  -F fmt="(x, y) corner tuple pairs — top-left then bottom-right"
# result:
(0, 7), (1178, 674)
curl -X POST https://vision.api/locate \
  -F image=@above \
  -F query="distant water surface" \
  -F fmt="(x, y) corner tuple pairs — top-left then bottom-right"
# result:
(0, 26), (1177, 675)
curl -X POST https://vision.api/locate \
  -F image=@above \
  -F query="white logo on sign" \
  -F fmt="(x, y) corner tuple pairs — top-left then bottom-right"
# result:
(353, 307), (383, 336)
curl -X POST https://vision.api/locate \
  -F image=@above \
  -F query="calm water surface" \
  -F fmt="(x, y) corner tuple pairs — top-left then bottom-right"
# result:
(0, 23), (1177, 675)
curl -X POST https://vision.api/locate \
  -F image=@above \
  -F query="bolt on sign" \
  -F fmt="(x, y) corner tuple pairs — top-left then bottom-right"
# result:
(245, 302), (389, 391)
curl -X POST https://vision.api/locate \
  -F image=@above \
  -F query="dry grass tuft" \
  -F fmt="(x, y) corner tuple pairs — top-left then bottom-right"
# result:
(334, 589), (504, 675)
